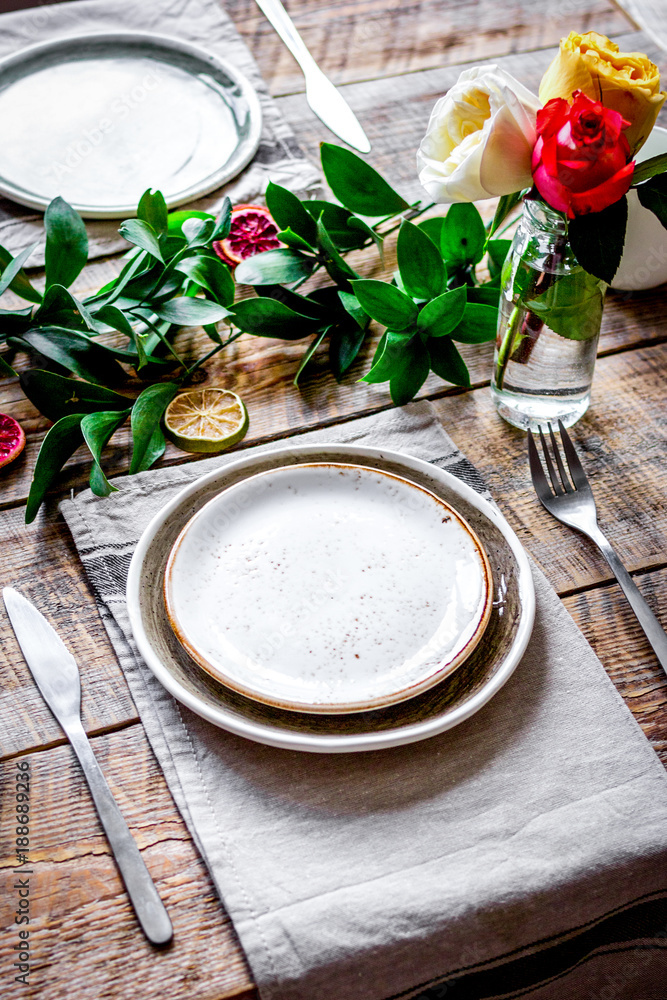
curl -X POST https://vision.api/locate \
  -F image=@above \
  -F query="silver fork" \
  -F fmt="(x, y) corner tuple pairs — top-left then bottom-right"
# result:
(528, 420), (667, 677)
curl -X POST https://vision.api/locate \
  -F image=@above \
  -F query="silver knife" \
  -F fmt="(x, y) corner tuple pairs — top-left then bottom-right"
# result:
(3, 587), (173, 946)
(254, 0), (371, 153)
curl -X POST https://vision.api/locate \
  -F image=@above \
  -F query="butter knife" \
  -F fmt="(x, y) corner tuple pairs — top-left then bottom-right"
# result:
(3, 587), (173, 946)
(254, 0), (371, 152)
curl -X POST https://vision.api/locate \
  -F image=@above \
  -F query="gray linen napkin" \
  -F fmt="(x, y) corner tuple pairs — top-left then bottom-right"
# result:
(60, 401), (667, 1000)
(0, 0), (320, 263)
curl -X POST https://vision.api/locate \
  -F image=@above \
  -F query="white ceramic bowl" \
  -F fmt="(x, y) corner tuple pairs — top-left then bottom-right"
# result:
(612, 126), (667, 291)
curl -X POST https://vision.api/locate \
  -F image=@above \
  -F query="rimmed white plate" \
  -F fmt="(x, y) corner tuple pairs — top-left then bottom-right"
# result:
(164, 463), (493, 713)
(0, 32), (263, 217)
(126, 444), (536, 753)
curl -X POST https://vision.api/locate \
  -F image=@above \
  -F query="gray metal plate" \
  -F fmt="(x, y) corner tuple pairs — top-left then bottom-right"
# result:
(0, 32), (263, 217)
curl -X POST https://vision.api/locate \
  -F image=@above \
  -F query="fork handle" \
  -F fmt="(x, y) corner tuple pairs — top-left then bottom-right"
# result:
(588, 526), (667, 676)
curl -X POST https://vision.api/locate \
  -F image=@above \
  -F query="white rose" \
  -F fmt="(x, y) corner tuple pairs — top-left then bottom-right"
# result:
(417, 66), (541, 203)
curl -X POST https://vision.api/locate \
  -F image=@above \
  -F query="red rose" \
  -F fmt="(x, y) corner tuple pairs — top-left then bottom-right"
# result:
(531, 91), (635, 217)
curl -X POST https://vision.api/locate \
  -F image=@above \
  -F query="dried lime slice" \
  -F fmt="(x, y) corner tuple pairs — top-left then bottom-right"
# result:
(164, 388), (248, 454)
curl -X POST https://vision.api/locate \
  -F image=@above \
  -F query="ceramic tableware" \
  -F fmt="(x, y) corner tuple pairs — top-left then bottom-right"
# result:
(126, 444), (535, 752)
(164, 462), (493, 713)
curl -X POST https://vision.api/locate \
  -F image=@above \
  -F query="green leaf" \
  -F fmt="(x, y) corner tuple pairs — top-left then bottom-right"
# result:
(129, 382), (179, 473)
(174, 255), (235, 306)
(167, 210), (214, 237)
(367, 332), (429, 406)
(486, 239), (512, 279)
(92, 304), (137, 339)
(631, 154), (667, 186)
(231, 298), (318, 339)
(118, 219), (164, 262)
(428, 337), (470, 387)
(396, 220), (446, 301)
(303, 201), (368, 251)
(0, 306), (33, 340)
(347, 217), (384, 258)
(10, 327), (126, 385)
(362, 329), (414, 383)
(350, 279), (417, 330)
(25, 414), (84, 523)
(137, 189), (168, 235)
(316, 217), (359, 284)
(255, 285), (324, 320)
(294, 328), (328, 386)
(488, 191), (523, 238)
(0, 353), (17, 377)
(329, 320), (367, 380)
(450, 302), (498, 343)
(417, 217), (445, 248)
(0, 243), (41, 303)
(277, 227), (316, 252)
(320, 143), (409, 216)
(467, 284), (501, 307)
(19, 370), (132, 422)
(569, 197), (628, 283)
(417, 286), (467, 337)
(266, 182), (317, 244)
(182, 217), (216, 247)
(211, 198), (232, 241)
(34, 283), (96, 331)
(235, 248), (315, 286)
(442, 203), (486, 267)
(153, 296), (228, 326)
(525, 269), (604, 341)
(44, 197), (88, 290)
(82, 409), (131, 496)
(636, 173), (667, 230)
(338, 290), (368, 329)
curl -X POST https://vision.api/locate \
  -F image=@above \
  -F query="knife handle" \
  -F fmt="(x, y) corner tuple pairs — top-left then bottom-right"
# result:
(67, 720), (173, 945)
(254, 0), (317, 73)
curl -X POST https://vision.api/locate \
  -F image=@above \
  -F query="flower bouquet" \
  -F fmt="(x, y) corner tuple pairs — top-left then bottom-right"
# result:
(417, 31), (667, 429)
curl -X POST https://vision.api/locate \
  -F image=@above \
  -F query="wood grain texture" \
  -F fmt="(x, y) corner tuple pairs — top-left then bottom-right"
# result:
(431, 344), (667, 596)
(0, 726), (255, 1000)
(225, 0), (630, 95)
(274, 29), (667, 195)
(563, 571), (667, 766)
(3, 344), (667, 759)
(0, 4), (666, 997)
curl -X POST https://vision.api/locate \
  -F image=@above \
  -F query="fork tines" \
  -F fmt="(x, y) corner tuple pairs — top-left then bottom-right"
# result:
(527, 420), (588, 499)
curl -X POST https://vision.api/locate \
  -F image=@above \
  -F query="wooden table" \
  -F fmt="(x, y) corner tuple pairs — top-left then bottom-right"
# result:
(1, 2), (666, 997)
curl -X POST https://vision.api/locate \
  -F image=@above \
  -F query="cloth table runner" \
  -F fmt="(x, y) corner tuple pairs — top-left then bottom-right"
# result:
(60, 401), (667, 1000)
(0, 0), (320, 263)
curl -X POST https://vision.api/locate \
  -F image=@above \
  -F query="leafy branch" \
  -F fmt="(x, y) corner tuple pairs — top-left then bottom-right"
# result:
(0, 145), (504, 522)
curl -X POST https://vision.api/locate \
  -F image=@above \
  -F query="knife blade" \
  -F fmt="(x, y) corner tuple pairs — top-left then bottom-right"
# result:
(254, 0), (371, 153)
(3, 587), (173, 946)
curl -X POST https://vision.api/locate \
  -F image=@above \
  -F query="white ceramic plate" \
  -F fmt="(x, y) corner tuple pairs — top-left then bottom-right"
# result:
(0, 32), (262, 217)
(126, 444), (535, 752)
(164, 463), (493, 713)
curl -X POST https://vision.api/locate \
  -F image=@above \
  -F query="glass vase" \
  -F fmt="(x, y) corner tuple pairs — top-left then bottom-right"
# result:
(490, 199), (606, 431)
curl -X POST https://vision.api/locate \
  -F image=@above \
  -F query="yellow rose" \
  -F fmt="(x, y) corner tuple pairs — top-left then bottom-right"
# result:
(539, 31), (666, 153)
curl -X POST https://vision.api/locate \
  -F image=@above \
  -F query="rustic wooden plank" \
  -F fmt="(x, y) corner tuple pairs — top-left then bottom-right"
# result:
(0, 726), (255, 1000)
(3, 343), (667, 757)
(1, 272), (666, 509)
(275, 29), (667, 194)
(430, 343), (667, 594)
(225, 0), (630, 95)
(0, 503), (138, 759)
(563, 572), (667, 766)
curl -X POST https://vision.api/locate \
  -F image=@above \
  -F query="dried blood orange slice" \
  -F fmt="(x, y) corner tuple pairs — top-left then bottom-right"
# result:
(212, 204), (284, 267)
(0, 412), (25, 469)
